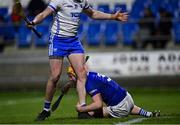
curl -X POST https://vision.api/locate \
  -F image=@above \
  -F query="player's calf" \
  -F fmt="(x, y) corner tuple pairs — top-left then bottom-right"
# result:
(131, 105), (160, 118)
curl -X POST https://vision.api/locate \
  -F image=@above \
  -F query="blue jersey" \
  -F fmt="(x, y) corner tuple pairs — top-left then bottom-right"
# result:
(85, 72), (127, 106)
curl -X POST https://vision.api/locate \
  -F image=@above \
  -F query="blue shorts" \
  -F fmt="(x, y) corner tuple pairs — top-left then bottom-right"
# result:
(48, 34), (85, 58)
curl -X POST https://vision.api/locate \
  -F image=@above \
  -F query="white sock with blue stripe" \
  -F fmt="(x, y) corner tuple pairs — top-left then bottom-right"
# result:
(139, 108), (152, 117)
(44, 100), (51, 112)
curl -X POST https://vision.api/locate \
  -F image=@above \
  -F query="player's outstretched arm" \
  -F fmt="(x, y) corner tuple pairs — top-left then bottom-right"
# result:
(76, 93), (103, 113)
(27, 7), (54, 27)
(112, 11), (129, 22)
(83, 8), (128, 22)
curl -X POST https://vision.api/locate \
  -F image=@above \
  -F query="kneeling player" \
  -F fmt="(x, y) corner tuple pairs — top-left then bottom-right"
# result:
(64, 66), (160, 118)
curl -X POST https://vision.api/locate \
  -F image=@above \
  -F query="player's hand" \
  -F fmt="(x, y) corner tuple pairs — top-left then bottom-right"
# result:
(111, 11), (128, 22)
(26, 21), (35, 29)
(76, 102), (85, 112)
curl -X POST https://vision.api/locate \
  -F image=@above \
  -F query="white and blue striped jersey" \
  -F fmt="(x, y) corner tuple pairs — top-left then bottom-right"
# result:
(48, 0), (90, 37)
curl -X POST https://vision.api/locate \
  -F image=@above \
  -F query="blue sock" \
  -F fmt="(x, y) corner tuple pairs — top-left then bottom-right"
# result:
(139, 108), (152, 117)
(44, 100), (51, 111)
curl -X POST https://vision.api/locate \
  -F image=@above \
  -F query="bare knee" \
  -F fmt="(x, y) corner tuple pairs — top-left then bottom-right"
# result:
(76, 67), (86, 82)
(49, 72), (61, 86)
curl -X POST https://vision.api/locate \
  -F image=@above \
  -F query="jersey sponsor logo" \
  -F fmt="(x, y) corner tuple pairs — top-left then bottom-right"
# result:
(71, 12), (80, 17)
(97, 73), (112, 82)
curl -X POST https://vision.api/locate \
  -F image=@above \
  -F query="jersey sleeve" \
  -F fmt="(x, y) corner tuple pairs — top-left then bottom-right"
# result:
(48, 0), (59, 12)
(83, 0), (90, 10)
(86, 81), (100, 97)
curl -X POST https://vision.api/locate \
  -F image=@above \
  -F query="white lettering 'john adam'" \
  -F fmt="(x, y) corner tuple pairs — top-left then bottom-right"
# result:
(48, 0), (90, 37)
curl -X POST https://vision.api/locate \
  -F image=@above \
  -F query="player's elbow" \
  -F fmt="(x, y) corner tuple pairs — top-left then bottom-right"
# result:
(88, 10), (98, 19)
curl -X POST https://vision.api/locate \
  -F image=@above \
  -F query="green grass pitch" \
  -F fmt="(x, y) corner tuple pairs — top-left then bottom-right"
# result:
(0, 88), (180, 124)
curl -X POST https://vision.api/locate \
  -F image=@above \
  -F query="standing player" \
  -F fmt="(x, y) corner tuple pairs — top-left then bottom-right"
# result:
(27, 0), (128, 121)
(66, 66), (160, 118)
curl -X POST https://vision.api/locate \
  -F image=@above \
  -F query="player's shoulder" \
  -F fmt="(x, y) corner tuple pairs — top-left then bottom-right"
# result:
(87, 71), (98, 78)
(86, 72), (96, 81)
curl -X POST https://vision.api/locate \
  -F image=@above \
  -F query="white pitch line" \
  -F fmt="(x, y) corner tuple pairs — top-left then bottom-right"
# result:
(115, 118), (147, 125)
